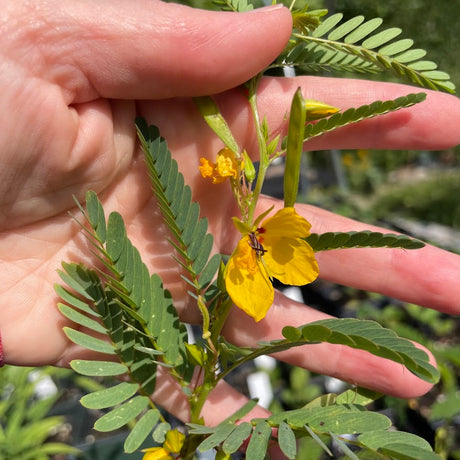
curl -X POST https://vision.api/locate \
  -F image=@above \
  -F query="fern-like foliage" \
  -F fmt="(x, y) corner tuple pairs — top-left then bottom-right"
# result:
(275, 12), (455, 93)
(56, 120), (224, 452)
(306, 230), (424, 251)
(302, 92), (426, 142)
(56, 191), (195, 452)
(219, 318), (439, 384)
(188, 385), (441, 460)
(136, 118), (220, 300)
(190, 319), (440, 459)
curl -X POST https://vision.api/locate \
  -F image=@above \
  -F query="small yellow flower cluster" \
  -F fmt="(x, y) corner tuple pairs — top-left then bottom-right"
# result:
(199, 147), (239, 184)
(142, 429), (185, 460)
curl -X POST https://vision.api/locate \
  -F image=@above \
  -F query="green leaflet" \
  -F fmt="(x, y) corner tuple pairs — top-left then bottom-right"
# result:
(278, 421), (297, 459)
(306, 230), (425, 251)
(58, 303), (106, 334)
(124, 409), (161, 453)
(282, 318), (439, 383)
(93, 396), (150, 432)
(153, 422), (171, 443)
(380, 444), (442, 460)
(245, 421), (272, 460)
(70, 360), (127, 377)
(330, 433), (360, 460)
(279, 12), (455, 93)
(197, 423), (236, 452)
(80, 382), (139, 409)
(359, 430), (434, 453)
(63, 327), (115, 355)
(135, 118), (220, 295)
(54, 284), (100, 317)
(85, 190), (107, 243)
(268, 404), (391, 432)
(222, 422), (253, 454)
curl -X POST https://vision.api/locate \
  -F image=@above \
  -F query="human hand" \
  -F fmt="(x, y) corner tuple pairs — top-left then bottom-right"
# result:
(1, 0), (459, 428)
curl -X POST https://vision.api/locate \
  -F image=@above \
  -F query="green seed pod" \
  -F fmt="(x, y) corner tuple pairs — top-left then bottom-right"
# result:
(242, 150), (256, 182)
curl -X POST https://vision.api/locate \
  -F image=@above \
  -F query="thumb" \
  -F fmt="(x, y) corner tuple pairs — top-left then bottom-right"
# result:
(35, 0), (292, 101)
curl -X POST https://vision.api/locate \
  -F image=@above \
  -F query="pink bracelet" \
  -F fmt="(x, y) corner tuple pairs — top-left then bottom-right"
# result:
(0, 332), (4, 367)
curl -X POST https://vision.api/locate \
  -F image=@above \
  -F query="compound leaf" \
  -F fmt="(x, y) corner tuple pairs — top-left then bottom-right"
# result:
(136, 118), (218, 295)
(280, 12), (455, 92)
(303, 93), (426, 141)
(283, 318), (439, 383)
(306, 230), (424, 251)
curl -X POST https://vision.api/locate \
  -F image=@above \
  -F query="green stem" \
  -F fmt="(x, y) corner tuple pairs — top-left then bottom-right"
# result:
(246, 75), (270, 226)
(210, 297), (233, 346)
(215, 339), (309, 383)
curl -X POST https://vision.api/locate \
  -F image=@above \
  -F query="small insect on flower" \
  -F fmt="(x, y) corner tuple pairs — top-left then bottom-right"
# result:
(248, 231), (267, 257)
(225, 207), (319, 321)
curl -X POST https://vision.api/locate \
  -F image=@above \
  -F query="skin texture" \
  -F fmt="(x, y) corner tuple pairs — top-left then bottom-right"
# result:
(1, 0), (460, 436)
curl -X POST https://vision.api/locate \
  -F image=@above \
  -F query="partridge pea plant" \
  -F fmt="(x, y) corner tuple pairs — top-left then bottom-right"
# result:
(57, 2), (454, 459)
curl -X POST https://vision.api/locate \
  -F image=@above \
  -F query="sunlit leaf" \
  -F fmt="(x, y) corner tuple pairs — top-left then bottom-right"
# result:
(124, 409), (161, 453)
(198, 423), (236, 452)
(58, 303), (106, 334)
(278, 421), (297, 459)
(70, 360), (127, 376)
(64, 328), (115, 355)
(80, 382), (139, 409)
(93, 396), (150, 432)
(246, 421), (272, 460)
(222, 422), (253, 454)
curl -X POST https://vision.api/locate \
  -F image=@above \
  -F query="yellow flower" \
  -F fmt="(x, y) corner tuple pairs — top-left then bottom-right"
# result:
(199, 147), (239, 184)
(141, 429), (185, 460)
(163, 429), (185, 454)
(142, 447), (172, 460)
(225, 207), (319, 321)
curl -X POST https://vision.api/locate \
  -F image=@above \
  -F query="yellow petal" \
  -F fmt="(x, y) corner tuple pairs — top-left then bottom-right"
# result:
(225, 237), (274, 322)
(199, 158), (215, 179)
(215, 147), (238, 179)
(142, 447), (172, 460)
(259, 207), (318, 286)
(164, 429), (185, 454)
(263, 236), (319, 286)
(261, 207), (311, 239)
